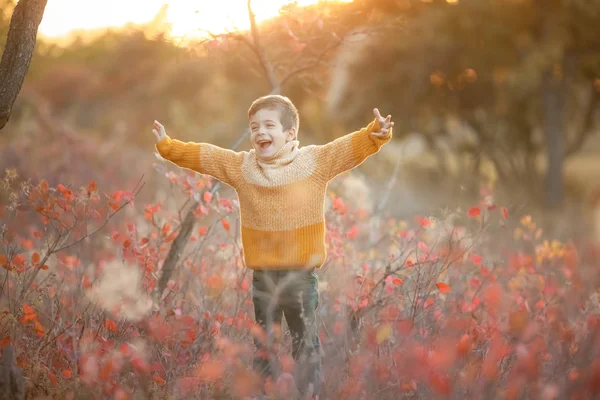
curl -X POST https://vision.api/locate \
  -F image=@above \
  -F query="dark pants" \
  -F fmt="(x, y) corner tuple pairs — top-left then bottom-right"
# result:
(252, 268), (322, 398)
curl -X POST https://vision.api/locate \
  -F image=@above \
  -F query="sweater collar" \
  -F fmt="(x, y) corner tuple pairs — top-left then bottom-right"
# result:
(255, 140), (300, 167)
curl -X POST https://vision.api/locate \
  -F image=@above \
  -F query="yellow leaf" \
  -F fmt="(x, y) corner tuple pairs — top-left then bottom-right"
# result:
(376, 324), (392, 344)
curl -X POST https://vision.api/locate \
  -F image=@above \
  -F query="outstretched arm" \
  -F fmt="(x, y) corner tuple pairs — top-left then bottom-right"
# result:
(314, 108), (394, 182)
(152, 120), (244, 187)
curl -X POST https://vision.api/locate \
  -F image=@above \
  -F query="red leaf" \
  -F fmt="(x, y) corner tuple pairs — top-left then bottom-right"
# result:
(198, 226), (207, 236)
(416, 216), (431, 228)
(428, 371), (452, 395)
(536, 300), (545, 309)
(203, 191), (213, 203)
(359, 298), (369, 309)
(132, 357), (151, 374)
(456, 334), (471, 356)
(221, 219), (230, 232)
(333, 197), (345, 212)
(346, 225), (359, 239)
(153, 375), (166, 385)
(62, 369), (72, 378)
(0, 337), (10, 349)
(502, 207), (509, 219)
(468, 207), (481, 218)
(436, 282), (451, 294)
(31, 252), (40, 264)
(392, 278), (403, 286)
(471, 254), (483, 265)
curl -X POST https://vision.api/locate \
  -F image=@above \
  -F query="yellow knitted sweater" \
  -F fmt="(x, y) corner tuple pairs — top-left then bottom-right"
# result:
(155, 118), (392, 270)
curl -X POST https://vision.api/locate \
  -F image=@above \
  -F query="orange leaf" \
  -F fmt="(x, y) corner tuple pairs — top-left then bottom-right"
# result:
(105, 319), (118, 332)
(153, 375), (166, 385)
(41, 265), (49, 270)
(0, 337), (10, 349)
(62, 369), (72, 378)
(468, 207), (480, 218)
(0, 254), (6, 267)
(203, 191), (213, 203)
(48, 371), (58, 386)
(39, 179), (49, 194)
(502, 207), (509, 219)
(392, 278), (403, 286)
(87, 181), (97, 196)
(221, 219), (230, 232)
(436, 282), (451, 294)
(31, 252), (40, 264)
(23, 304), (35, 315)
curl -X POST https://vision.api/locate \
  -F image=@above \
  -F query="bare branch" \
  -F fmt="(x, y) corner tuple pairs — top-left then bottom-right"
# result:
(247, 0), (281, 92)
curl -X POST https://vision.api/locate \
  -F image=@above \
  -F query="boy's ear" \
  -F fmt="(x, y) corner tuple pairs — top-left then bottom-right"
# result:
(286, 127), (297, 141)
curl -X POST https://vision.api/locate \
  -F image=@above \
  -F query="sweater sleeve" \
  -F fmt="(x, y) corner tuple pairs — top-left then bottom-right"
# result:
(155, 136), (244, 188)
(313, 118), (392, 182)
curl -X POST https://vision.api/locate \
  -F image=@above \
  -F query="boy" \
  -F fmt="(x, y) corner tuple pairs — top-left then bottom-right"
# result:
(152, 95), (393, 399)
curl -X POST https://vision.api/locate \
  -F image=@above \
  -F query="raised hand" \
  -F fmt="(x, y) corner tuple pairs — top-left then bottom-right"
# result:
(152, 120), (167, 142)
(371, 108), (394, 138)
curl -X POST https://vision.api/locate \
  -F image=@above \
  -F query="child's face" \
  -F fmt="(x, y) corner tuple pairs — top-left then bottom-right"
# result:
(249, 108), (296, 158)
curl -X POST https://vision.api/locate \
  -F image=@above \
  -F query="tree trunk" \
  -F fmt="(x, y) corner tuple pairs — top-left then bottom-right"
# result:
(0, 0), (48, 131)
(542, 67), (565, 209)
(0, 345), (24, 400)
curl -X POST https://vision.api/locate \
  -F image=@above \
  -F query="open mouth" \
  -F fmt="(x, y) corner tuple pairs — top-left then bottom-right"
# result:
(256, 139), (272, 151)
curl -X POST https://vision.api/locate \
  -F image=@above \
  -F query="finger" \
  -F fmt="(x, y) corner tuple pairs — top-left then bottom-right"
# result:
(373, 108), (382, 119)
(152, 129), (159, 140)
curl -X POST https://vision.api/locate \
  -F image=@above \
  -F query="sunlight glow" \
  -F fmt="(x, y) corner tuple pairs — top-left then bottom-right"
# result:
(38, 0), (352, 41)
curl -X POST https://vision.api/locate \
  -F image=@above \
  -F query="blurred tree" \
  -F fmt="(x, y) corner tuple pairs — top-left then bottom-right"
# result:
(0, 0), (47, 131)
(329, 0), (600, 208)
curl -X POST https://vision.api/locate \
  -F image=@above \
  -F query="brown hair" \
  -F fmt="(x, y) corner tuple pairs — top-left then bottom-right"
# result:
(248, 95), (299, 136)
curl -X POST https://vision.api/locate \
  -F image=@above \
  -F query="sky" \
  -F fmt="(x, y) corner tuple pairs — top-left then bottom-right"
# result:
(38, 0), (351, 40)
